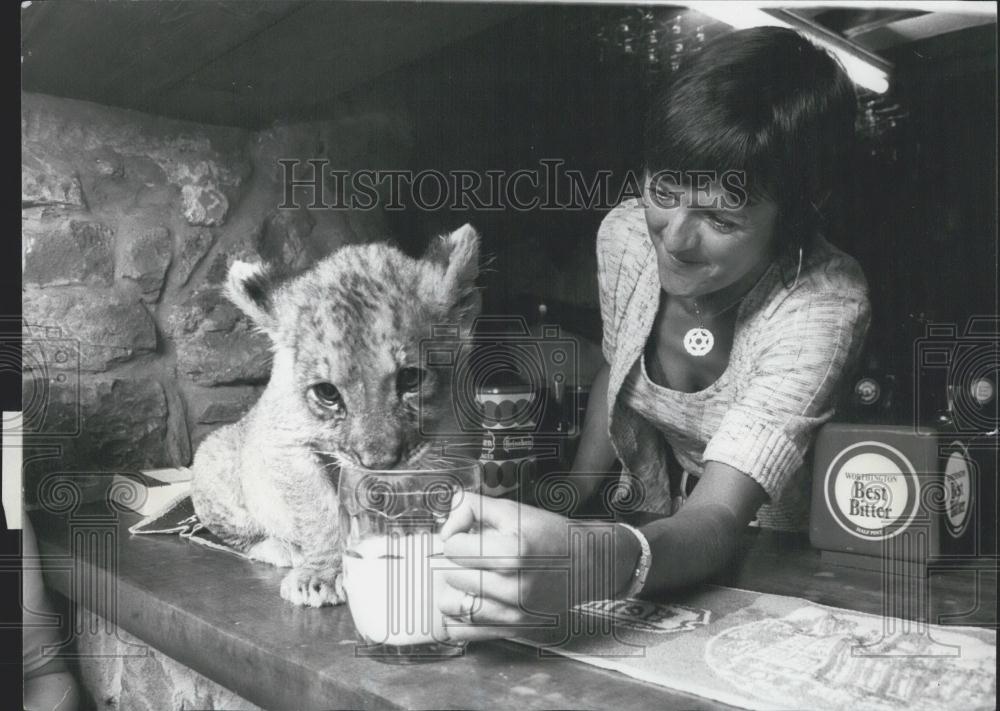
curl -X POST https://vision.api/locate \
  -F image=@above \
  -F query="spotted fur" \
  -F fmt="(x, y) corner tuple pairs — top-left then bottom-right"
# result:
(190, 224), (481, 607)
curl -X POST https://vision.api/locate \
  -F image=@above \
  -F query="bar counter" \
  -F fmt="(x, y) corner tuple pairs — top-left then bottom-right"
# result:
(31, 504), (997, 711)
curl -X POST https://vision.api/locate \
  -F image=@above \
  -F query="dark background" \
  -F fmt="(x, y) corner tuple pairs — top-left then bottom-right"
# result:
(381, 6), (998, 425)
(19, 1), (1000, 425)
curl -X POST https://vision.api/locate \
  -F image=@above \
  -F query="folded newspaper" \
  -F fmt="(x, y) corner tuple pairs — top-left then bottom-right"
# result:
(116, 468), (247, 558)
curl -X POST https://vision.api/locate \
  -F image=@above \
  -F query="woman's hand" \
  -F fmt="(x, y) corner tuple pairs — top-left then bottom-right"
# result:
(436, 493), (640, 642)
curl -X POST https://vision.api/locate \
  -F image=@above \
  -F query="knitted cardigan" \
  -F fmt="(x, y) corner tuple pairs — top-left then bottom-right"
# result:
(597, 200), (871, 529)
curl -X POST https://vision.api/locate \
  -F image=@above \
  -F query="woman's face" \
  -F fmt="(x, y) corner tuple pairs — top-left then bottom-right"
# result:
(643, 175), (779, 299)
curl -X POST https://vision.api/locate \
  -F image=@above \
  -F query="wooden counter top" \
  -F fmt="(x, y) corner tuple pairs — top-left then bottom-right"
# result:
(32, 504), (997, 711)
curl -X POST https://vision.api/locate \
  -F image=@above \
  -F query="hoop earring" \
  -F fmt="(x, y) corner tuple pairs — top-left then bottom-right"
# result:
(780, 245), (803, 290)
(790, 246), (803, 290)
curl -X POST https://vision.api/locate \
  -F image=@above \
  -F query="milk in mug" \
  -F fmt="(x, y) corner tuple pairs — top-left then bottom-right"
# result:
(343, 532), (460, 646)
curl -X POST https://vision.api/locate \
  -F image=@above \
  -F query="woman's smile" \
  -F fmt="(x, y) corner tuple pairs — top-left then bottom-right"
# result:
(665, 251), (707, 268)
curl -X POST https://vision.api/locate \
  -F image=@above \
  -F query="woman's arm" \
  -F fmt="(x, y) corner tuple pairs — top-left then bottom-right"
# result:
(638, 461), (767, 591)
(568, 361), (617, 501)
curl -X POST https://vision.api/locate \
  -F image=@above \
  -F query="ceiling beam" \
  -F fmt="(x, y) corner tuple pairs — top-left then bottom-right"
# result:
(849, 12), (997, 51)
(20, 1), (306, 111)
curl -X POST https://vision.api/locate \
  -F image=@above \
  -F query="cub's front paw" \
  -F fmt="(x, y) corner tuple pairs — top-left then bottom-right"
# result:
(280, 566), (346, 607)
(245, 537), (298, 568)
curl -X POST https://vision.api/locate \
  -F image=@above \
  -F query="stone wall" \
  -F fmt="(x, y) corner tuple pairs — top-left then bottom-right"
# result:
(73, 604), (263, 711)
(22, 92), (411, 499)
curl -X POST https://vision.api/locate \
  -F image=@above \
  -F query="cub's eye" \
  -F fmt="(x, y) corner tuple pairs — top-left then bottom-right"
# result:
(396, 367), (425, 395)
(308, 382), (344, 411)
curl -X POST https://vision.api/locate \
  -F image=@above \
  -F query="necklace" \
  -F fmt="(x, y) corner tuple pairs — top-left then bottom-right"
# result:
(679, 260), (776, 357)
(682, 292), (747, 357)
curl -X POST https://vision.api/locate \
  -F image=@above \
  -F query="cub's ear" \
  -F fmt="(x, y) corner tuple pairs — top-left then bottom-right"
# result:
(226, 260), (278, 331)
(424, 223), (481, 327)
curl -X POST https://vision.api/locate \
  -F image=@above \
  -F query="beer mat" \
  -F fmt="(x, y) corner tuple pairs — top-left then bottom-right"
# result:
(128, 494), (247, 559)
(512, 585), (996, 711)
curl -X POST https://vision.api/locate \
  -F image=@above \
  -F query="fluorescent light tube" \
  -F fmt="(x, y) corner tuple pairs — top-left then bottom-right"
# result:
(690, 2), (892, 93)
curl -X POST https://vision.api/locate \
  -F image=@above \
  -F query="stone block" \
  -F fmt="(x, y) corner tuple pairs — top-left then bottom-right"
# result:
(258, 208), (315, 271)
(168, 288), (271, 386)
(134, 184), (180, 210)
(22, 92), (252, 227)
(119, 225), (172, 301)
(22, 146), (85, 207)
(22, 288), (157, 372)
(204, 224), (265, 285)
(21, 376), (179, 478)
(23, 218), (115, 287)
(205, 252), (231, 285)
(123, 154), (168, 185)
(87, 146), (125, 178)
(181, 184), (230, 226)
(175, 228), (217, 286)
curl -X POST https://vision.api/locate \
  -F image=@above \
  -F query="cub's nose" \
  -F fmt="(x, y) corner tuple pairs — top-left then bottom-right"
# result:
(358, 448), (403, 471)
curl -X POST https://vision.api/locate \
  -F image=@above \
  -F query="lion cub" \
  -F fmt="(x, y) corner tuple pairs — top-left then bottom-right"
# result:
(190, 224), (480, 606)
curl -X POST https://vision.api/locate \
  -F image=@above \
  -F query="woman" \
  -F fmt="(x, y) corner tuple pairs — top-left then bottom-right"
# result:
(21, 516), (81, 710)
(438, 27), (871, 638)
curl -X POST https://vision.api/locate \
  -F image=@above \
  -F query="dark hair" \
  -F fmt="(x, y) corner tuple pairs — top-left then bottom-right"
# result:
(643, 26), (857, 255)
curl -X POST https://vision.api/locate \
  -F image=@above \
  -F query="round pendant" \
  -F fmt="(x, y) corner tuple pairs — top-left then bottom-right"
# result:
(683, 327), (714, 357)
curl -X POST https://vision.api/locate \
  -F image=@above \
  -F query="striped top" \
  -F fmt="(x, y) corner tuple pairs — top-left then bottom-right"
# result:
(597, 200), (871, 529)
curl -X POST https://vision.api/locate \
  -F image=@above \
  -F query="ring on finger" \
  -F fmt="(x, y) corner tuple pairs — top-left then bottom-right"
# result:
(460, 590), (479, 620)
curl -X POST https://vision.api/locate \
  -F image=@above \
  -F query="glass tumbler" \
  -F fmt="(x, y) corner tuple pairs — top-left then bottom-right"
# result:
(338, 456), (481, 662)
